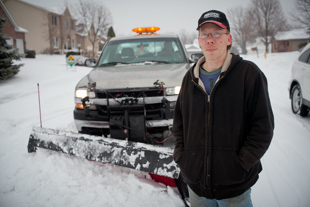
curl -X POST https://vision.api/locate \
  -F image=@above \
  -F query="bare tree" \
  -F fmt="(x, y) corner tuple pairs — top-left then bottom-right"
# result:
(227, 6), (256, 54)
(291, 0), (310, 35)
(178, 29), (197, 45)
(74, 0), (112, 57)
(250, 0), (290, 53)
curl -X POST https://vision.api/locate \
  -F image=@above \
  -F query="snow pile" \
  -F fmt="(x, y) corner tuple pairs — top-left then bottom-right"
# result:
(0, 52), (310, 206)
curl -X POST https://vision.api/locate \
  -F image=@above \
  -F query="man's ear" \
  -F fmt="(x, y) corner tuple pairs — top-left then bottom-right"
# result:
(227, 34), (232, 46)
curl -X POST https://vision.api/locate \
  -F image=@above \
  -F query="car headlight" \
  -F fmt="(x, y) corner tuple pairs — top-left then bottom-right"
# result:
(165, 86), (181, 95)
(75, 89), (95, 99)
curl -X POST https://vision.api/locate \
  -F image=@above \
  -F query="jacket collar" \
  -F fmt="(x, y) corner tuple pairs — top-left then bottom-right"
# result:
(193, 51), (232, 79)
(192, 51), (232, 92)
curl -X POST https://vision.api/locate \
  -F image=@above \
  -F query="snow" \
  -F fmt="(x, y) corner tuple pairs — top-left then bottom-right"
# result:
(275, 29), (310, 41)
(0, 52), (310, 206)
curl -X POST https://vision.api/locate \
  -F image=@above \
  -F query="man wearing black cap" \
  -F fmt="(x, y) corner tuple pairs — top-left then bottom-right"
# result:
(173, 10), (274, 206)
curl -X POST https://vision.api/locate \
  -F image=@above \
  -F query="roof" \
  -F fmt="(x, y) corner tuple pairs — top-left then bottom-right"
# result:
(184, 44), (201, 52)
(184, 38), (201, 52)
(275, 29), (310, 41)
(20, 0), (77, 19)
(20, 0), (65, 15)
(0, 1), (27, 33)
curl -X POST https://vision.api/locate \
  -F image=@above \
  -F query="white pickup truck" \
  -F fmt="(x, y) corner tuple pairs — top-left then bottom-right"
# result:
(73, 27), (192, 146)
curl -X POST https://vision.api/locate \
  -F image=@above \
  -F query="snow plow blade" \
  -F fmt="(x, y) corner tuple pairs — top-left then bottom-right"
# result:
(28, 126), (180, 179)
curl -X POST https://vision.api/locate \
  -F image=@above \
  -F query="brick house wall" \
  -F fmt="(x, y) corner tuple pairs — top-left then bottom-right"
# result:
(47, 8), (77, 54)
(60, 8), (77, 51)
(273, 40), (292, 53)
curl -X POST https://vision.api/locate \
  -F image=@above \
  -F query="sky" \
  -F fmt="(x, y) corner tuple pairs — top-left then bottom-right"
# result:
(22, 0), (295, 36)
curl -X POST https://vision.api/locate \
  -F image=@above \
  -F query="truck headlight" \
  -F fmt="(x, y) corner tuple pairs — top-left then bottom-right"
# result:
(75, 89), (95, 99)
(165, 86), (181, 95)
(75, 89), (88, 99)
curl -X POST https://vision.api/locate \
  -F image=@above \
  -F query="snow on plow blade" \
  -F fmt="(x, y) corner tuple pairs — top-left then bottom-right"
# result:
(28, 126), (180, 179)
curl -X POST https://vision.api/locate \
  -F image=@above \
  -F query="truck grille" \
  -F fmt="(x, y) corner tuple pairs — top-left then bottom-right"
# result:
(96, 88), (164, 99)
(94, 88), (165, 120)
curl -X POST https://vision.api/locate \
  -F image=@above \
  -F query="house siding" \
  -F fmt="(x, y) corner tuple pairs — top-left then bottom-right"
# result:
(0, 1), (26, 54)
(4, 0), (49, 54)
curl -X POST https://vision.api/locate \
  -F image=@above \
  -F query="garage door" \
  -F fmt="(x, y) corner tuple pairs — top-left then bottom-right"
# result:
(16, 39), (24, 54)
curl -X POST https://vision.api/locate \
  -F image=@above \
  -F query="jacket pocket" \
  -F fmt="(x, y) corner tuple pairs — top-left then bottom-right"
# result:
(176, 148), (205, 184)
(212, 149), (247, 186)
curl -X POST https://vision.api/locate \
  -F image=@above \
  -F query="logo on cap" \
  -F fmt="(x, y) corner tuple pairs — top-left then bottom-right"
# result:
(204, 12), (220, 19)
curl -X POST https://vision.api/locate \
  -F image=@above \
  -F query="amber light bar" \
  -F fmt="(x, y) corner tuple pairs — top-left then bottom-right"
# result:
(132, 27), (160, 34)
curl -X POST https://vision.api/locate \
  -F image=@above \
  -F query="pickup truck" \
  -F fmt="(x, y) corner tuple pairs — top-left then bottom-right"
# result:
(73, 27), (191, 146)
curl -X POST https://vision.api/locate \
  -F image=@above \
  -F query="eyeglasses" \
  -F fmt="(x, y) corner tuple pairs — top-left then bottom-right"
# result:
(199, 32), (229, 39)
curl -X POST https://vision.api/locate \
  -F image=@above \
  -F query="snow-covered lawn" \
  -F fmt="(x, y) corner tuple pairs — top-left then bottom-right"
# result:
(0, 52), (309, 206)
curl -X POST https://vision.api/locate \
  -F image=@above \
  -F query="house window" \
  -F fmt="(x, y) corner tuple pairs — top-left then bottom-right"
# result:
(52, 16), (57, 26)
(64, 19), (68, 30)
(71, 39), (75, 49)
(70, 20), (74, 30)
(53, 37), (59, 48)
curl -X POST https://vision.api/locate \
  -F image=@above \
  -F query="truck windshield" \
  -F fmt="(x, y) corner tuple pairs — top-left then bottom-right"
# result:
(98, 38), (187, 66)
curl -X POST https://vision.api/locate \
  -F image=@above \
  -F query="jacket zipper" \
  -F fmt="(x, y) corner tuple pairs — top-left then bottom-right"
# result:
(191, 79), (211, 196)
(191, 74), (224, 197)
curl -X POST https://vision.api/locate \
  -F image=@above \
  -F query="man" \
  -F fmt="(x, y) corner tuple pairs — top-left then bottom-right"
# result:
(173, 10), (274, 206)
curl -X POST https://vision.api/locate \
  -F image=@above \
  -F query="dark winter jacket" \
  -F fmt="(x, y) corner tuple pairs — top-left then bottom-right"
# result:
(173, 53), (274, 200)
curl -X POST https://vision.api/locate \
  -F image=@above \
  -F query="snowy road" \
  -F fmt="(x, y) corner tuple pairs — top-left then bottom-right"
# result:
(0, 53), (309, 207)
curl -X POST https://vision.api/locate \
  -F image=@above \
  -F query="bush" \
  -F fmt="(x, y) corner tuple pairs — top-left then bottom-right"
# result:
(25, 49), (36, 58)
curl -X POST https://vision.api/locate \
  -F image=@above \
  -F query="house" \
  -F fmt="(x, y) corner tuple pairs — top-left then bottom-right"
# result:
(3, 0), (79, 54)
(4, 0), (100, 56)
(3, 0), (100, 56)
(0, 0), (27, 55)
(185, 38), (202, 57)
(272, 29), (310, 53)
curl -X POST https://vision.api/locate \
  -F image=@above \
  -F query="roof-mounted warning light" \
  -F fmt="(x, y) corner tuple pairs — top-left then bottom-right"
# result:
(132, 27), (160, 34)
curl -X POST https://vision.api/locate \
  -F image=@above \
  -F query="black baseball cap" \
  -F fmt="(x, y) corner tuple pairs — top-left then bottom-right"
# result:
(197, 10), (230, 31)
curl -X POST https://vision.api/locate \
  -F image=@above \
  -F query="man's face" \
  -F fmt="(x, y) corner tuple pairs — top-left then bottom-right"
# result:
(198, 23), (232, 62)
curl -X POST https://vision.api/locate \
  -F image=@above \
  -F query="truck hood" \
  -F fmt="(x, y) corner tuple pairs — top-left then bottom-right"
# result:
(78, 63), (190, 89)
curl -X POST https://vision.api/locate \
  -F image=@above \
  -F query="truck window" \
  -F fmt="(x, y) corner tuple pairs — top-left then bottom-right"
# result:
(98, 38), (186, 66)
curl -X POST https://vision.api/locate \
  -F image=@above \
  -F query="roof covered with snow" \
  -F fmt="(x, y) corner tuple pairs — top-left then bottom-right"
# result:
(20, 0), (68, 15)
(275, 29), (310, 41)
(185, 38), (201, 52)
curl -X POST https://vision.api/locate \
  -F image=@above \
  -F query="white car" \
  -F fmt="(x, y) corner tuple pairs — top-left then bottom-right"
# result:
(66, 52), (96, 66)
(289, 43), (310, 117)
